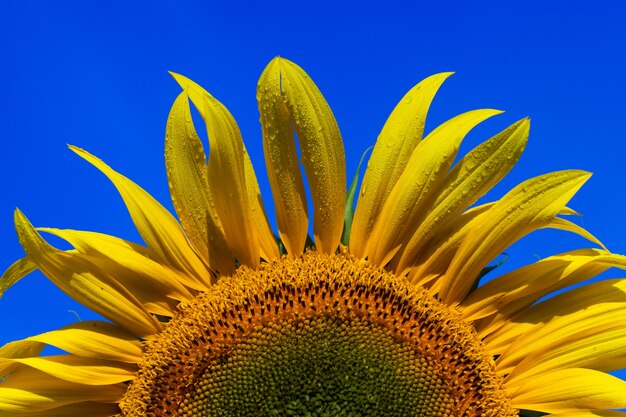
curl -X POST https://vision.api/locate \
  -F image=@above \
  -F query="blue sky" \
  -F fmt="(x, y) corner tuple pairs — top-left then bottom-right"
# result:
(1, 0), (625, 384)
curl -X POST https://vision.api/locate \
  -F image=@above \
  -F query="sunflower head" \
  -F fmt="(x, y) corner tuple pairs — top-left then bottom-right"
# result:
(122, 252), (514, 416)
(1, 57), (625, 417)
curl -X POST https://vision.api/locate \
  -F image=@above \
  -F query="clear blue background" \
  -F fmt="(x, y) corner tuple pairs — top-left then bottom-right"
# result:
(1, 0), (626, 389)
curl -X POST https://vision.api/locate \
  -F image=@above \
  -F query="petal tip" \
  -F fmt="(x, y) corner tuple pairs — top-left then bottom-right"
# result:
(517, 117), (531, 133)
(13, 207), (25, 223)
(169, 71), (192, 90)
(67, 144), (86, 155)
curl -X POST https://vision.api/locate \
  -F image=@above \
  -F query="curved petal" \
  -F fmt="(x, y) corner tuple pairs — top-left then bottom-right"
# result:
(69, 146), (212, 289)
(165, 91), (235, 275)
(243, 150), (281, 261)
(439, 170), (592, 304)
(481, 274), (626, 354)
(258, 57), (346, 254)
(462, 249), (626, 325)
(1, 355), (136, 386)
(506, 368), (626, 413)
(395, 118), (529, 272)
(0, 339), (45, 378)
(499, 302), (626, 377)
(25, 321), (143, 364)
(170, 72), (270, 268)
(548, 411), (626, 417)
(257, 58), (307, 254)
(39, 228), (195, 313)
(0, 257), (36, 298)
(545, 217), (607, 250)
(1, 401), (121, 416)
(350, 72), (452, 257)
(14, 210), (162, 338)
(365, 109), (501, 266)
(0, 367), (124, 412)
(407, 203), (494, 286)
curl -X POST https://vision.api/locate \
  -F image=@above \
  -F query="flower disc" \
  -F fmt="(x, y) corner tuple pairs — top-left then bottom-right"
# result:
(122, 253), (514, 416)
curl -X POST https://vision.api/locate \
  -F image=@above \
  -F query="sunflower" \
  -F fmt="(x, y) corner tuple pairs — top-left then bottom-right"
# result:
(1, 57), (625, 417)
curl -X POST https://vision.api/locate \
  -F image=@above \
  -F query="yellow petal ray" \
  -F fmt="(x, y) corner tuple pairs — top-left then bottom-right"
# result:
(482, 276), (626, 356)
(509, 327), (626, 381)
(506, 368), (626, 413)
(165, 91), (235, 275)
(243, 150), (281, 261)
(14, 210), (162, 338)
(0, 367), (125, 412)
(2, 355), (136, 385)
(0, 257), (36, 298)
(38, 227), (195, 313)
(545, 217), (607, 250)
(170, 72), (266, 268)
(366, 109), (502, 266)
(257, 58), (308, 254)
(395, 118), (529, 273)
(548, 411), (626, 417)
(279, 58), (346, 254)
(462, 249), (626, 325)
(69, 146), (212, 289)
(439, 170), (592, 304)
(1, 402), (121, 416)
(407, 203), (494, 286)
(0, 340), (45, 378)
(407, 205), (579, 290)
(258, 57), (346, 254)
(499, 303), (626, 378)
(200, 93), (259, 267)
(25, 321), (143, 364)
(350, 72), (452, 257)
(560, 206), (581, 216)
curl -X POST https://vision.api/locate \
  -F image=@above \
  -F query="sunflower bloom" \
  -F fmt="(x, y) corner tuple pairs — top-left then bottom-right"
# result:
(2, 57), (626, 416)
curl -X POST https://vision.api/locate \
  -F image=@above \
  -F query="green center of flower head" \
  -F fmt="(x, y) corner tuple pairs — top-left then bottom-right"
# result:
(121, 253), (515, 417)
(184, 316), (455, 416)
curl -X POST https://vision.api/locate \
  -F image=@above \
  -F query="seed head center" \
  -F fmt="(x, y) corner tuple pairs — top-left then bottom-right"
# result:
(121, 252), (514, 417)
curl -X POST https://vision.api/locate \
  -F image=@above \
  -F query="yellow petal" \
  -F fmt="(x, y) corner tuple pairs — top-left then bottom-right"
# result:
(545, 217), (607, 250)
(14, 210), (162, 338)
(0, 339), (45, 378)
(439, 170), (591, 304)
(500, 302), (626, 378)
(416, 206), (573, 293)
(1, 355), (135, 385)
(462, 249), (625, 325)
(365, 109), (501, 266)
(0, 256), (36, 297)
(170, 72), (267, 268)
(257, 59), (307, 254)
(243, 150), (281, 261)
(39, 228), (195, 314)
(395, 118), (529, 272)
(165, 91), (235, 275)
(350, 72), (452, 257)
(507, 368), (626, 413)
(69, 146), (211, 289)
(548, 411), (626, 417)
(0, 402), (121, 416)
(510, 328), (626, 381)
(481, 275), (626, 356)
(560, 206), (581, 216)
(258, 57), (346, 254)
(25, 321), (143, 364)
(407, 203), (494, 287)
(0, 367), (124, 412)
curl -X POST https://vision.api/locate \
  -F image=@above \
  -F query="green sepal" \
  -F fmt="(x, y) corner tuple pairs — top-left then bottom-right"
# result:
(518, 410), (548, 417)
(468, 253), (509, 294)
(341, 146), (373, 247)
